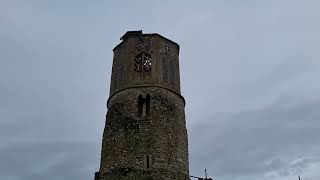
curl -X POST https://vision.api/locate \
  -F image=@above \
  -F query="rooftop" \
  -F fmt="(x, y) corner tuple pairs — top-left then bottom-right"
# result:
(114, 30), (179, 51)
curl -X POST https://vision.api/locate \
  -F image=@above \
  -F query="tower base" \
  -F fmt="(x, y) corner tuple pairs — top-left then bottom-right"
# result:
(95, 168), (190, 180)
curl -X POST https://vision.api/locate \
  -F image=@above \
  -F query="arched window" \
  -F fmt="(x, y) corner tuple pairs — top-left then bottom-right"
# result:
(137, 94), (151, 117)
(134, 52), (152, 72)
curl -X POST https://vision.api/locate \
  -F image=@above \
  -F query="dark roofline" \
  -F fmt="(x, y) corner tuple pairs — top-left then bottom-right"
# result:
(113, 31), (180, 52)
(120, 30), (142, 40)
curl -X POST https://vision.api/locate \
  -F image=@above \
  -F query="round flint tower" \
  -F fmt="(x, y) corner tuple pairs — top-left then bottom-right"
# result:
(97, 30), (190, 180)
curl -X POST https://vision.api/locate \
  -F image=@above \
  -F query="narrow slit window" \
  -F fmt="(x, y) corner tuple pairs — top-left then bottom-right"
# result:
(146, 155), (150, 168)
(144, 154), (152, 169)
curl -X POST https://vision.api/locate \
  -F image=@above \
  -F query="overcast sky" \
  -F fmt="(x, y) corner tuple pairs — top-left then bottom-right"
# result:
(1, 0), (320, 180)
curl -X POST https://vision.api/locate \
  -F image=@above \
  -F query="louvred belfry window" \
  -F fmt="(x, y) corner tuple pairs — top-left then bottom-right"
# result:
(134, 52), (152, 72)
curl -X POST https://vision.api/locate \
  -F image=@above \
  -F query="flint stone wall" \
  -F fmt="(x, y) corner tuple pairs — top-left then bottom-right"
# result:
(99, 87), (189, 180)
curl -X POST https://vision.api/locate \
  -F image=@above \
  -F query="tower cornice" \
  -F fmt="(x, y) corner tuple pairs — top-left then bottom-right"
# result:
(113, 30), (180, 53)
(106, 85), (186, 108)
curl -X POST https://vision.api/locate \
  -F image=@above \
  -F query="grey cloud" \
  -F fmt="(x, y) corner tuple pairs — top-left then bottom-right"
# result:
(0, 141), (100, 180)
(189, 97), (320, 179)
(1, 0), (320, 180)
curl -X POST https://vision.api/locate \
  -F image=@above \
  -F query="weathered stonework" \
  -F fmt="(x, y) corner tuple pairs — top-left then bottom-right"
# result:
(96, 31), (190, 180)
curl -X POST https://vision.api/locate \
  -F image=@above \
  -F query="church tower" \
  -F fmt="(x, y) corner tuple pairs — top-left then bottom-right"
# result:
(95, 31), (190, 180)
